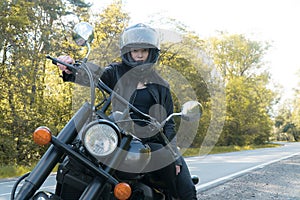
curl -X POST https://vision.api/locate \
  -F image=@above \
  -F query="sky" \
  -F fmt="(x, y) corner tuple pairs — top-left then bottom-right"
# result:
(88, 0), (300, 102)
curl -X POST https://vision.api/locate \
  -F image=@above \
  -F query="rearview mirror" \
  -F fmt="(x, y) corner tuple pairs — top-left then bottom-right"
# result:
(181, 101), (202, 122)
(72, 22), (94, 46)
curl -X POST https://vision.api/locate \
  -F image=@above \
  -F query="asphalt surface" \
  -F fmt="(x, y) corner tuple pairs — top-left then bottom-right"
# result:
(197, 154), (300, 200)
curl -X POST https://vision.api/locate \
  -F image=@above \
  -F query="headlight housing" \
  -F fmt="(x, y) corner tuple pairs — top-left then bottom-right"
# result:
(83, 120), (120, 158)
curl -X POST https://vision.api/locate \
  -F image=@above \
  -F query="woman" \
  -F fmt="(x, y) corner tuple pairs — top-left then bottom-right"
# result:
(58, 23), (197, 199)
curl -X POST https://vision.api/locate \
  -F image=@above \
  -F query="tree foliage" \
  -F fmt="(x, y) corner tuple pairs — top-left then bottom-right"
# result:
(204, 33), (275, 145)
(275, 75), (300, 142)
(157, 27), (212, 148)
(89, 0), (129, 66)
(0, 0), (89, 165)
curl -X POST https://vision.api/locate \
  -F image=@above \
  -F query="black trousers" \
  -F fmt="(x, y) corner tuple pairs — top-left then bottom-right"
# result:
(144, 143), (197, 199)
(176, 156), (197, 200)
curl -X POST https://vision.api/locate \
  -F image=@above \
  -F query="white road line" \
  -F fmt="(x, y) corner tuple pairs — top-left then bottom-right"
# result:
(196, 152), (300, 191)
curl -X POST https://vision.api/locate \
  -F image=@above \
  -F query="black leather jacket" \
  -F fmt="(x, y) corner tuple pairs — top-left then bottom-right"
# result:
(62, 62), (181, 165)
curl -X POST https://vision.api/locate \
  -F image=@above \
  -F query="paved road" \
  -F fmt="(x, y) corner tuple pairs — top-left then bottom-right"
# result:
(186, 142), (300, 191)
(0, 176), (56, 200)
(197, 154), (300, 199)
(1, 142), (300, 200)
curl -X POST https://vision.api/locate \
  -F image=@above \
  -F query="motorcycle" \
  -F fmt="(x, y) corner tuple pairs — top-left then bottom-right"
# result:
(11, 22), (202, 200)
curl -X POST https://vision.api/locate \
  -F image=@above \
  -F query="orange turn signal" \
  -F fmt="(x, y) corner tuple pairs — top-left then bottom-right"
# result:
(33, 126), (52, 146)
(114, 182), (132, 200)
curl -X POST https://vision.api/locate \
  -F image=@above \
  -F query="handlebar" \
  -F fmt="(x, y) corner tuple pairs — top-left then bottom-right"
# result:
(46, 55), (79, 73)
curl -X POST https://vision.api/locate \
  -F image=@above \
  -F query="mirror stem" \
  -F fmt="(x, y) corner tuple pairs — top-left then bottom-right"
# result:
(83, 43), (91, 63)
(160, 112), (182, 128)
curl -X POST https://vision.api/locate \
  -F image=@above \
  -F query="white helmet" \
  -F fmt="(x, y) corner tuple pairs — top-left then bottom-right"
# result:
(120, 23), (160, 68)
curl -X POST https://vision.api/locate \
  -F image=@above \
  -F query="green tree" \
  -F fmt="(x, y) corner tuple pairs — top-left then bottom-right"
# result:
(204, 33), (275, 145)
(274, 101), (298, 141)
(0, 0), (137, 166)
(155, 23), (220, 148)
(286, 72), (300, 141)
(0, 0), (90, 165)
(89, 0), (129, 66)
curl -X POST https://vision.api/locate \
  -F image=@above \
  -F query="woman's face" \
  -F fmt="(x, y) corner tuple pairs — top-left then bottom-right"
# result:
(130, 48), (149, 62)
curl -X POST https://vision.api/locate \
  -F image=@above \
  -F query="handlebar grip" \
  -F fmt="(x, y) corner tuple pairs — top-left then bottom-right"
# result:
(46, 55), (78, 73)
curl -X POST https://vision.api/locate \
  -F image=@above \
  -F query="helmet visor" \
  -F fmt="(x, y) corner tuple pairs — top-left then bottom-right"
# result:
(120, 24), (160, 55)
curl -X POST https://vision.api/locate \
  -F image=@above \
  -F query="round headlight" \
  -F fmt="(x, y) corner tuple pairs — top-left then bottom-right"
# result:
(83, 122), (119, 157)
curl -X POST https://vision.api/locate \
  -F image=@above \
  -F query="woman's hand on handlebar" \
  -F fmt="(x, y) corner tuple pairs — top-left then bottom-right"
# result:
(57, 55), (74, 74)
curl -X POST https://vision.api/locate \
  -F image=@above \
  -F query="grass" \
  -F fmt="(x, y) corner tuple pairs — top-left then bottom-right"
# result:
(0, 164), (59, 179)
(181, 143), (282, 157)
(0, 165), (33, 179)
(0, 143), (281, 179)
